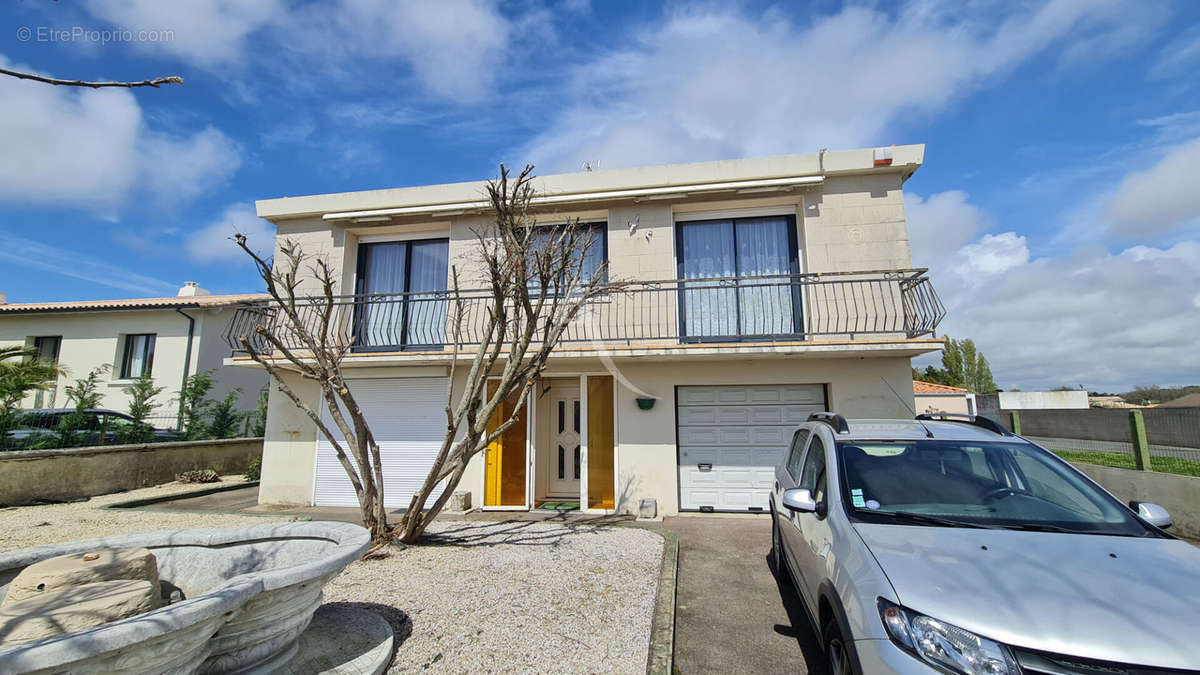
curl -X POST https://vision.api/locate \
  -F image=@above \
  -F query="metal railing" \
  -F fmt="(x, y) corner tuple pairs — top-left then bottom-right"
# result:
(224, 269), (945, 354)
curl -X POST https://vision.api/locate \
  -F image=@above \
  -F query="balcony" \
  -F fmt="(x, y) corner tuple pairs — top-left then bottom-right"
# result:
(223, 269), (945, 358)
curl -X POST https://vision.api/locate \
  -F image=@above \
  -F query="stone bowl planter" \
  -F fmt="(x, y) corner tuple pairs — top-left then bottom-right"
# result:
(0, 521), (370, 674)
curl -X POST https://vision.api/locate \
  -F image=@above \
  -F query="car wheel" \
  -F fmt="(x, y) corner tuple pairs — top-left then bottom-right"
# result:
(823, 617), (854, 675)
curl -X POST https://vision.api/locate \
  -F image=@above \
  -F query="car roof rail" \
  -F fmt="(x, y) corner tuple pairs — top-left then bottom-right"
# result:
(808, 412), (850, 434)
(914, 413), (1012, 437)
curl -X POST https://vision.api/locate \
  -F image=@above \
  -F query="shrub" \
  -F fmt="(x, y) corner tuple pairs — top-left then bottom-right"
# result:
(243, 458), (262, 481)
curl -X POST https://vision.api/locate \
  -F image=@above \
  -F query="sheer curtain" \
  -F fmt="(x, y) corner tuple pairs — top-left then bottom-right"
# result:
(735, 218), (794, 335)
(404, 240), (449, 346)
(680, 221), (737, 338)
(358, 242), (406, 348)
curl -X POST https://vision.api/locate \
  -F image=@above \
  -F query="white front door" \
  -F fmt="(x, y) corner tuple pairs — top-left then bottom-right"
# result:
(548, 384), (581, 498)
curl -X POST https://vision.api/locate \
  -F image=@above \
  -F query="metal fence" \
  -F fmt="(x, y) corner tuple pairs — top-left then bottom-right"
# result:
(997, 408), (1200, 475)
(224, 269), (945, 353)
(1, 412), (260, 452)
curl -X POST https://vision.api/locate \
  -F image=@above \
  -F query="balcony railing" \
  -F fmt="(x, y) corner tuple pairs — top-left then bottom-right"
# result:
(224, 269), (945, 354)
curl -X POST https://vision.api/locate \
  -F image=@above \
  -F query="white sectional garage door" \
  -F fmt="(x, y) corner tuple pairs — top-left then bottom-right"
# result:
(314, 377), (447, 508)
(677, 384), (826, 512)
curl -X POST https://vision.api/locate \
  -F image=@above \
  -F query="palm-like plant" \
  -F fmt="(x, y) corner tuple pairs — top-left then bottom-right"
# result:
(0, 346), (66, 445)
(0, 346), (64, 408)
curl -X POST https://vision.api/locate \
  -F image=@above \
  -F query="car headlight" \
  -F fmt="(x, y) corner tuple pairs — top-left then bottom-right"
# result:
(878, 598), (1018, 675)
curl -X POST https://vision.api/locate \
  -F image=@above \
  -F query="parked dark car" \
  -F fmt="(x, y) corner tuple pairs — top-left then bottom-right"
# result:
(5, 408), (185, 448)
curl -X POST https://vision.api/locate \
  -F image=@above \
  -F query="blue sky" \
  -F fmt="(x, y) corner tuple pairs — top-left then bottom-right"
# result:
(2, 0), (1199, 392)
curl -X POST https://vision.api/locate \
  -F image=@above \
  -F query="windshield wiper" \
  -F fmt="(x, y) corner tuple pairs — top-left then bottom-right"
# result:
(874, 511), (997, 529)
(998, 523), (1139, 536)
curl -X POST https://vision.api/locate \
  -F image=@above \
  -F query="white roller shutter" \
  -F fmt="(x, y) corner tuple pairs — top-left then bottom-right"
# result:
(677, 384), (826, 512)
(314, 377), (447, 508)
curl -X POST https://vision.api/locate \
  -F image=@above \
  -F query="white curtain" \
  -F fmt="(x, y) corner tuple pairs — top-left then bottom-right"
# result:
(735, 218), (793, 335)
(359, 242), (407, 347)
(404, 240), (449, 346)
(680, 217), (796, 339)
(681, 221), (737, 338)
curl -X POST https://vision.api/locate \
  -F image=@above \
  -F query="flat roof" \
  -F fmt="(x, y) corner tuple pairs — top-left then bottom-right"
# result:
(0, 293), (269, 316)
(256, 144), (925, 221)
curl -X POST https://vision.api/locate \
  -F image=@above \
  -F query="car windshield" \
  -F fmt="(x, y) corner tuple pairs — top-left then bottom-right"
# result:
(837, 440), (1155, 536)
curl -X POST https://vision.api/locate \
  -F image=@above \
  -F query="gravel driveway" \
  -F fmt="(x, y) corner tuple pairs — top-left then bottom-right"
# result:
(0, 479), (665, 673)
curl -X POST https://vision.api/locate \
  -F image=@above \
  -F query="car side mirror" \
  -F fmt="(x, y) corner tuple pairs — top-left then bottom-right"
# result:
(1130, 501), (1172, 529)
(782, 488), (818, 513)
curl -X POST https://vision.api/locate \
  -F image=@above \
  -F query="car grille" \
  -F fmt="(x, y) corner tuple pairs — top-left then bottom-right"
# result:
(1012, 648), (1199, 675)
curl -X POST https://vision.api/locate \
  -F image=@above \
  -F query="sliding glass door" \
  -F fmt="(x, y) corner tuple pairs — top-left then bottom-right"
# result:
(355, 239), (449, 350)
(677, 216), (801, 341)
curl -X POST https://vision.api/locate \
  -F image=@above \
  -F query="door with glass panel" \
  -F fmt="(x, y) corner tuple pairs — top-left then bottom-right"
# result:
(354, 239), (449, 350)
(676, 216), (802, 341)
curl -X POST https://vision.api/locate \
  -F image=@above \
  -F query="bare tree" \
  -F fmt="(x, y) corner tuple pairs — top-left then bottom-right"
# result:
(234, 164), (615, 548)
(0, 67), (182, 89)
(233, 237), (391, 549)
(396, 165), (614, 543)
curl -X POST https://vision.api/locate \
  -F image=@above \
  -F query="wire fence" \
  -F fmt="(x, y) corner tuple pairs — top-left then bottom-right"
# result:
(995, 408), (1200, 477)
(1, 411), (262, 452)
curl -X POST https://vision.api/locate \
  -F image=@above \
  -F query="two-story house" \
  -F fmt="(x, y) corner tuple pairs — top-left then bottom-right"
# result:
(230, 145), (945, 517)
(0, 283), (269, 420)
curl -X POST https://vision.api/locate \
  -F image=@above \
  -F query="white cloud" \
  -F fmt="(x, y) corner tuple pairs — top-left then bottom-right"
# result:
(1105, 136), (1200, 237)
(916, 189), (1200, 391)
(83, 0), (513, 103)
(1150, 25), (1200, 79)
(906, 191), (989, 269)
(186, 203), (275, 264)
(140, 126), (242, 205)
(952, 232), (1030, 279)
(0, 57), (241, 210)
(83, 0), (284, 68)
(0, 230), (177, 297)
(516, 1), (1159, 172)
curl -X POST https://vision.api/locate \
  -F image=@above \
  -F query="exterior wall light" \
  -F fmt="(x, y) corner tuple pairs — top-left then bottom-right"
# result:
(635, 397), (656, 410)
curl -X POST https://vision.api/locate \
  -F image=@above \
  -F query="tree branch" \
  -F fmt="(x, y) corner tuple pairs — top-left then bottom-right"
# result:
(0, 67), (183, 89)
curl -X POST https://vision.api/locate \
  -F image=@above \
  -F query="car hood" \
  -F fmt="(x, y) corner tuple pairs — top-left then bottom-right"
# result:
(855, 523), (1200, 669)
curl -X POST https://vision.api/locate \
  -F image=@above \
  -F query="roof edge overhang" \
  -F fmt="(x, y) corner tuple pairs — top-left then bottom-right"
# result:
(321, 174), (825, 223)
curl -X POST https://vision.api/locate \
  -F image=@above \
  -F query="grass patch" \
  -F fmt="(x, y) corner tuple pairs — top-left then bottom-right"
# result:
(1053, 450), (1200, 477)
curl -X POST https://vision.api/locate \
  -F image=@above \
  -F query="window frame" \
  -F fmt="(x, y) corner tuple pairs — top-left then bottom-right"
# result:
(526, 221), (609, 289)
(674, 215), (804, 343)
(353, 237), (450, 352)
(799, 434), (828, 503)
(119, 333), (156, 379)
(31, 336), (62, 364)
(785, 428), (812, 482)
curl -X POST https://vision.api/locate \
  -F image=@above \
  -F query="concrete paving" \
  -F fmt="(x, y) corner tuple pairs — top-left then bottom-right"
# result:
(661, 515), (825, 675)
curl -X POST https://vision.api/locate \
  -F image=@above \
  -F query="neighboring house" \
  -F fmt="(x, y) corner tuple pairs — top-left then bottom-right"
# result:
(913, 380), (976, 416)
(231, 145), (947, 516)
(0, 283), (269, 421)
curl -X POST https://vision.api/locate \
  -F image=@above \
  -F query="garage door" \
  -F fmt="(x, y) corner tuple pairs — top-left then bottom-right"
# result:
(314, 377), (447, 508)
(677, 384), (826, 512)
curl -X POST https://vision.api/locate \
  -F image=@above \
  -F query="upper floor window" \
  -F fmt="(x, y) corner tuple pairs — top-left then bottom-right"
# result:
(527, 222), (608, 287)
(120, 334), (155, 379)
(32, 336), (61, 364)
(30, 336), (61, 407)
(355, 238), (449, 350)
(676, 215), (801, 341)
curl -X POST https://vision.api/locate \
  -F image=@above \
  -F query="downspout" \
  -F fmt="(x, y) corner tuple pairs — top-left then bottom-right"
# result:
(175, 308), (196, 431)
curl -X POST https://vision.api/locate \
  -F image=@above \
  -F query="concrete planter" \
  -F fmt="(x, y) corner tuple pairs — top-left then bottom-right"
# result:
(0, 521), (370, 674)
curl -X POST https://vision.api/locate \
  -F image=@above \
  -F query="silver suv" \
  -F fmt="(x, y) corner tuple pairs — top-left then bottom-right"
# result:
(770, 412), (1200, 674)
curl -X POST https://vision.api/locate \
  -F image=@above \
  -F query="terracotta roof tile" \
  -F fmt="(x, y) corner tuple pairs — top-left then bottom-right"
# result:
(0, 293), (269, 314)
(913, 380), (970, 394)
